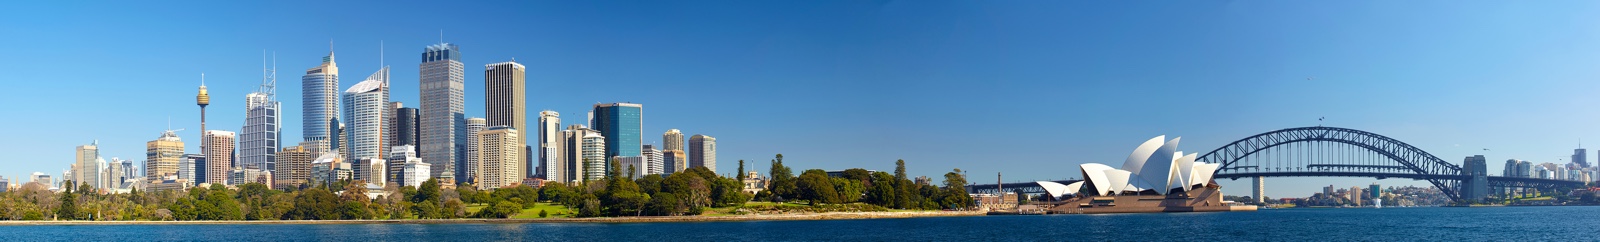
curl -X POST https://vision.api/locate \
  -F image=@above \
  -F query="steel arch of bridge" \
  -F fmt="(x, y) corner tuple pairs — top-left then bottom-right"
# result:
(1195, 126), (1465, 201)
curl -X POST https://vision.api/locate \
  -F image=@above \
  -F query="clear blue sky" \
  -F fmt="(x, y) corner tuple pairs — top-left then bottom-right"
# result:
(3, 1), (1600, 198)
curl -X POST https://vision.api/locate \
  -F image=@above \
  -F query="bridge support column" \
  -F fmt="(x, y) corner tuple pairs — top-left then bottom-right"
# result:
(1252, 176), (1264, 204)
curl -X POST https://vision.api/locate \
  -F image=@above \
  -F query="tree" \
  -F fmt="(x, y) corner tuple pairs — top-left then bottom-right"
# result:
(767, 154), (796, 201)
(538, 209), (548, 218)
(475, 201), (522, 218)
(842, 168), (872, 184)
(894, 159), (907, 181)
(414, 178), (442, 204)
(941, 169), (974, 209)
(57, 180), (78, 220)
(457, 184), (480, 204)
(796, 169), (840, 205)
(285, 188), (340, 220)
(736, 160), (746, 181)
(832, 177), (865, 203)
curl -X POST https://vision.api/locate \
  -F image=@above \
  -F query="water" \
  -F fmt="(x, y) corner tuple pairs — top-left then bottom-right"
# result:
(2, 206), (1592, 241)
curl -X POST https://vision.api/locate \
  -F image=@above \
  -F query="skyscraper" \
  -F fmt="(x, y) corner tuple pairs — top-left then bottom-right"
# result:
(181, 154), (203, 183)
(275, 145), (313, 190)
(465, 117), (486, 183)
(74, 142), (100, 190)
(1573, 146), (1588, 168)
(241, 64), (282, 171)
(392, 145), (428, 187)
(421, 43), (465, 181)
(662, 149), (686, 175)
(642, 144), (663, 175)
(146, 130), (184, 180)
(690, 134), (717, 172)
(344, 67), (390, 162)
(485, 61), (528, 179)
(582, 132), (608, 182)
(538, 111), (561, 180)
(559, 125), (600, 183)
(385, 102), (402, 157)
(591, 103), (643, 161)
(475, 126), (520, 189)
(395, 106), (419, 148)
(203, 130), (236, 185)
(303, 51), (340, 146)
(663, 129), (684, 151)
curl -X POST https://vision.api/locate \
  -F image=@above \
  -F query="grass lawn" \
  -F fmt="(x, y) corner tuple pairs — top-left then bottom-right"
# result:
(465, 202), (576, 219)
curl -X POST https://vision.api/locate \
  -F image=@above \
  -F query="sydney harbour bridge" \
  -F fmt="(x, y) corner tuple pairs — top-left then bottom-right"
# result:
(967, 126), (1587, 202)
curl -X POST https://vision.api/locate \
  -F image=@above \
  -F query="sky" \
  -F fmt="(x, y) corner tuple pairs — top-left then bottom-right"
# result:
(4, 1), (1600, 198)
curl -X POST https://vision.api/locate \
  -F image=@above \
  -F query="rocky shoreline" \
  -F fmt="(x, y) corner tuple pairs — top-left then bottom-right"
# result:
(0, 211), (986, 225)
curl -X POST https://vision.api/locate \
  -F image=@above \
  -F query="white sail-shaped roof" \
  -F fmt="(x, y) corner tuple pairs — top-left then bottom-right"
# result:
(1036, 181), (1072, 200)
(1172, 153), (1197, 191)
(1080, 163), (1116, 196)
(1065, 181), (1084, 195)
(1191, 163), (1220, 187)
(1121, 136), (1166, 176)
(1134, 137), (1180, 194)
(1104, 169), (1133, 195)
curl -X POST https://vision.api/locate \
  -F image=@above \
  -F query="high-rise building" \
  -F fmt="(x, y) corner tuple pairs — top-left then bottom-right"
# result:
(591, 103), (643, 161)
(30, 172), (52, 190)
(663, 129), (684, 151)
(663, 149), (687, 175)
(241, 93), (281, 171)
(275, 145), (313, 190)
(74, 142), (101, 190)
(558, 125), (602, 184)
(582, 132), (607, 182)
(106, 157), (126, 188)
(1461, 155), (1488, 200)
(146, 130), (184, 180)
(396, 107), (419, 148)
(476, 126), (521, 189)
(389, 145), (421, 185)
(1574, 147), (1588, 168)
(401, 149), (431, 188)
(619, 156), (646, 178)
(421, 43), (466, 181)
(203, 130), (236, 185)
(344, 67), (390, 162)
(485, 61), (529, 179)
(690, 134), (717, 172)
(465, 118), (486, 183)
(385, 102), (402, 158)
(1349, 186), (1362, 206)
(642, 144), (663, 175)
(351, 157), (384, 185)
(538, 111), (561, 180)
(181, 154), (203, 183)
(302, 51), (340, 147)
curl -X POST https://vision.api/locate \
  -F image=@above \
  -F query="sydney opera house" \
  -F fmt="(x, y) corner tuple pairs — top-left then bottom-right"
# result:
(1034, 136), (1255, 214)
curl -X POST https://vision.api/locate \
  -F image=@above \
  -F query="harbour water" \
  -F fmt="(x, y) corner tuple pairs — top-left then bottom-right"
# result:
(3, 206), (1592, 241)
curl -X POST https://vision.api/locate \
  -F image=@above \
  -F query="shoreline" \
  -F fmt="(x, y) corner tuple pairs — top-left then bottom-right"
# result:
(0, 211), (986, 225)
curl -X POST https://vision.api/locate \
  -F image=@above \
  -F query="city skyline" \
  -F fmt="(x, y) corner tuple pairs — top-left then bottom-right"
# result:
(12, 1), (1600, 198)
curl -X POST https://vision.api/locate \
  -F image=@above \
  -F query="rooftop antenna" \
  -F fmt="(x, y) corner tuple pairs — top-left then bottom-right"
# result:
(260, 50), (276, 100)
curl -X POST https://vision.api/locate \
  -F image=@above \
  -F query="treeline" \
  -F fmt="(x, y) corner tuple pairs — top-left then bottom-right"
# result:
(755, 155), (974, 210)
(0, 154), (970, 221)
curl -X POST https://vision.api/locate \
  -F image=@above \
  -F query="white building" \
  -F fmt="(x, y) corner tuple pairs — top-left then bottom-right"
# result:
(582, 132), (607, 182)
(465, 117), (486, 183)
(538, 110), (561, 181)
(343, 67), (390, 162)
(642, 144), (664, 175)
(241, 88), (282, 173)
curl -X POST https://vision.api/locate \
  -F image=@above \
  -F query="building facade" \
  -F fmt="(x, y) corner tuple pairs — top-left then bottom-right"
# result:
(689, 134), (717, 172)
(275, 145), (314, 190)
(538, 110), (560, 181)
(396, 107), (419, 148)
(476, 126), (520, 189)
(203, 130), (236, 185)
(465, 117), (486, 183)
(302, 52), (340, 149)
(389, 145), (421, 186)
(591, 103), (642, 162)
(344, 67), (390, 163)
(558, 125), (599, 184)
(663, 149), (687, 175)
(582, 132), (607, 182)
(73, 142), (100, 190)
(420, 43), (466, 181)
(642, 145), (663, 175)
(485, 61), (529, 179)
(663, 129), (684, 151)
(146, 130), (184, 180)
(241, 91), (281, 171)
